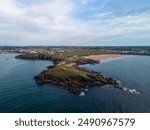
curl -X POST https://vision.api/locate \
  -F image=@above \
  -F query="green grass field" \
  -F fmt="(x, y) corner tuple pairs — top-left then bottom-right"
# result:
(45, 66), (88, 78)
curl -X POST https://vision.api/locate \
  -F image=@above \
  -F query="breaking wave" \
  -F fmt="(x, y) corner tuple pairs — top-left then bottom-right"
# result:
(123, 87), (140, 94)
(115, 80), (140, 94)
(79, 92), (85, 96)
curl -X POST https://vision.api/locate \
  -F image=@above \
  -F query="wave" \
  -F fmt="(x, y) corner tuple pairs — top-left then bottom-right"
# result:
(115, 80), (140, 94)
(123, 87), (140, 94)
(79, 92), (85, 96)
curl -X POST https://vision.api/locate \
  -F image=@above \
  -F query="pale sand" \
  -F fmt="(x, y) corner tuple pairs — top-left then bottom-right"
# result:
(83, 54), (125, 61)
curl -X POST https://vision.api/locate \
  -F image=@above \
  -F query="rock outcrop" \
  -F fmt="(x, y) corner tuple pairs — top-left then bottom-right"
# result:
(16, 52), (118, 95)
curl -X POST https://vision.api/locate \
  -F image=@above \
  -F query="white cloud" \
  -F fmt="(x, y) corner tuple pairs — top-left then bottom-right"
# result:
(0, 0), (150, 46)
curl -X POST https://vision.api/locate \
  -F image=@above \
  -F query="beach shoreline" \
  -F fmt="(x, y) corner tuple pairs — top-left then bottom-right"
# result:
(83, 54), (129, 61)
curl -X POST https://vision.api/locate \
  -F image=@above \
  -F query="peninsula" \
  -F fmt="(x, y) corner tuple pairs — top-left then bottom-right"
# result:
(15, 49), (121, 95)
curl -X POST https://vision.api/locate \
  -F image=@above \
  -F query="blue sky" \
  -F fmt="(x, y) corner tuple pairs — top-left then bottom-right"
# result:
(0, 0), (150, 46)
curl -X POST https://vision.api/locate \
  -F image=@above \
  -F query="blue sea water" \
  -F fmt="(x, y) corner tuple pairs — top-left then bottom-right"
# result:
(0, 54), (150, 113)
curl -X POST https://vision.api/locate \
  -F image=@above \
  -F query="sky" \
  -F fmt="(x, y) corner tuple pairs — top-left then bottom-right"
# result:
(0, 0), (150, 46)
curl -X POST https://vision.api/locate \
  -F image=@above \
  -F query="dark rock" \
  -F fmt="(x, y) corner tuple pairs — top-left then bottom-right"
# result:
(66, 89), (82, 95)
(16, 52), (118, 94)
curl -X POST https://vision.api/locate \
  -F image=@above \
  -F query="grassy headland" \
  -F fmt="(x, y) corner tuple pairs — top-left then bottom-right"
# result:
(16, 49), (118, 95)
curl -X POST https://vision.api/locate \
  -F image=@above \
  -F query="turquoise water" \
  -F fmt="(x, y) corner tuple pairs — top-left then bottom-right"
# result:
(0, 54), (150, 113)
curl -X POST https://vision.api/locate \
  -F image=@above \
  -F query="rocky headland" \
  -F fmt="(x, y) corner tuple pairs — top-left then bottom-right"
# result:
(16, 50), (118, 95)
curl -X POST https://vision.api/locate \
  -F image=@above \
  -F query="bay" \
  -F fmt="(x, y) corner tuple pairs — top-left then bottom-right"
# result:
(0, 54), (150, 113)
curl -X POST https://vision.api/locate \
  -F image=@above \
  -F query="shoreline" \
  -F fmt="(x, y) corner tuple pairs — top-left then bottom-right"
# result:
(15, 52), (129, 95)
(83, 54), (130, 62)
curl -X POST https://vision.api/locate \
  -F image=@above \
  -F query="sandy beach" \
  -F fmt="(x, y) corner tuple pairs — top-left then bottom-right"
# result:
(83, 54), (125, 61)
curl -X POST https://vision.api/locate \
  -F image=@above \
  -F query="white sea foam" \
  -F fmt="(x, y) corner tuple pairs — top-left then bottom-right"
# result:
(114, 80), (140, 95)
(116, 80), (122, 84)
(85, 89), (88, 91)
(123, 87), (140, 94)
(79, 92), (85, 96)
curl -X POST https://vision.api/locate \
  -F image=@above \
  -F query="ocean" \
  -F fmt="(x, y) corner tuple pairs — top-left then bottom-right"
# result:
(0, 54), (150, 113)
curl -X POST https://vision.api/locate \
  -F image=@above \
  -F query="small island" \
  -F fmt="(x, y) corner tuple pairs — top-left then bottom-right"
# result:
(16, 49), (120, 95)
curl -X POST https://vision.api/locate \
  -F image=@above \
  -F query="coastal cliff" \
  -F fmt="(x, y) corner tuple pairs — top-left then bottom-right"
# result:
(16, 50), (117, 95)
(34, 66), (115, 87)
